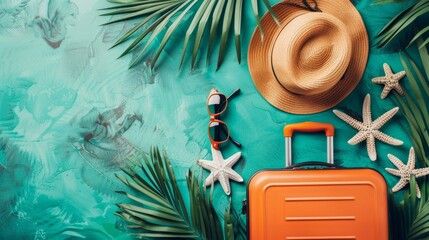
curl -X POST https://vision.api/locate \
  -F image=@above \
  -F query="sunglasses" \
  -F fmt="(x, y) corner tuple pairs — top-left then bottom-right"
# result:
(206, 88), (241, 150)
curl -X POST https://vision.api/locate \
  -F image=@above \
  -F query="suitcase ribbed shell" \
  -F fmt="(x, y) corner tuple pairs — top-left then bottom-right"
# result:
(247, 168), (388, 240)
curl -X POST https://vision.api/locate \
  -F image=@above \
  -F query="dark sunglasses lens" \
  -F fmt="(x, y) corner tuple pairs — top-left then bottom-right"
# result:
(207, 94), (227, 115)
(209, 121), (229, 142)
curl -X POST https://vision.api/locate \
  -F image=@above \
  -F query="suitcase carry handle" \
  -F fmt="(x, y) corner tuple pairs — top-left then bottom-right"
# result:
(284, 122), (334, 167)
(284, 122), (334, 137)
(285, 161), (341, 169)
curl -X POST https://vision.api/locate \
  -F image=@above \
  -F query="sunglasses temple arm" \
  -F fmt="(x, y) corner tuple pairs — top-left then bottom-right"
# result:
(218, 88), (240, 110)
(217, 89), (240, 111)
(227, 89), (241, 101)
(229, 135), (242, 148)
(219, 126), (242, 148)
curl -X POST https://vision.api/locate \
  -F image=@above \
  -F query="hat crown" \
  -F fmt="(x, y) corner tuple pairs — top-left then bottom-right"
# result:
(300, 43), (333, 70)
(272, 12), (352, 96)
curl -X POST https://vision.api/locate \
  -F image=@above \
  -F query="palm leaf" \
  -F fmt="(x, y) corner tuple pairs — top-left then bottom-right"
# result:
(100, 1), (179, 16)
(376, 0), (429, 48)
(129, 1), (190, 68)
(101, 0), (276, 70)
(408, 176), (429, 240)
(224, 198), (234, 240)
(206, 0), (227, 67)
(223, 198), (246, 240)
(372, 0), (410, 5)
(107, 0), (165, 3)
(399, 54), (429, 135)
(261, 0), (279, 26)
(101, 1), (182, 25)
(134, 233), (198, 238)
(418, 38), (429, 79)
(217, 0), (235, 70)
(389, 40), (429, 239)
(118, 8), (174, 58)
(115, 172), (172, 209)
(250, 0), (264, 40)
(115, 147), (244, 239)
(403, 50), (429, 96)
(179, 0), (212, 69)
(110, 7), (170, 49)
(396, 48), (429, 166)
(118, 203), (185, 222)
(408, 25), (429, 47)
(100, 0), (174, 10)
(394, 92), (427, 165)
(162, 149), (189, 221)
(389, 176), (429, 240)
(115, 191), (177, 215)
(409, 200), (429, 239)
(376, 0), (428, 44)
(150, 0), (198, 69)
(418, 37), (429, 49)
(193, 0), (218, 69)
(234, 0), (243, 63)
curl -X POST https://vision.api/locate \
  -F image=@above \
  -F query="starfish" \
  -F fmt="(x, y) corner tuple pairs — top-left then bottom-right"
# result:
(333, 94), (403, 161)
(197, 146), (243, 195)
(372, 63), (406, 99)
(385, 147), (429, 198)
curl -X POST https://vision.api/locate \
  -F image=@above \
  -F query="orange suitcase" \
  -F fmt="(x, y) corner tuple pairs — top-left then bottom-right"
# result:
(245, 122), (388, 240)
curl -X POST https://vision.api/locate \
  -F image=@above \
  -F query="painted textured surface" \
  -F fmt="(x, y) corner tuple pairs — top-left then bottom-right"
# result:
(0, 0), (418, 238)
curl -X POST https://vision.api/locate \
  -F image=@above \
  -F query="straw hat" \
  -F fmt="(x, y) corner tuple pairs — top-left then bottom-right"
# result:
(248, 0), (368, 114)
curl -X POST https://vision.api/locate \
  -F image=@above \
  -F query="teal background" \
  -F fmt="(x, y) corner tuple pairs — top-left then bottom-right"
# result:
(0, 0), (420, 239)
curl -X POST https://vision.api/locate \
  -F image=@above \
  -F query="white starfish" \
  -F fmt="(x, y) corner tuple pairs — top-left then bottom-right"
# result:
(333, 94), (403, 161)
(197, 146), (243, 195)
(372, 63), (406, 99)
(385, 147), (429, 198)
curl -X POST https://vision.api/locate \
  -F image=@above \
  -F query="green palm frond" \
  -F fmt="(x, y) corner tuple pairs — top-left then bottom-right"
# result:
(224, 199), (234, 240)
(115, 147), (242, 239)
(228, 199), (247, 240)
(372, 0), (409, 5)
(101, 0), (277, 70)
(389, 176), (429, 240)
(389, 42), (429, 240)
(393, 46), (429, 166)
(376, 0), (429, 49)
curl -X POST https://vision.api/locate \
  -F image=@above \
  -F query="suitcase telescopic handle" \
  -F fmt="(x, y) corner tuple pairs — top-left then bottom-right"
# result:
(284, 122), (334, 167)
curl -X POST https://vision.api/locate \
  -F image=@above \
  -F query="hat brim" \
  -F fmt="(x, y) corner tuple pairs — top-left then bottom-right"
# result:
(248, 0), (368, 114)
